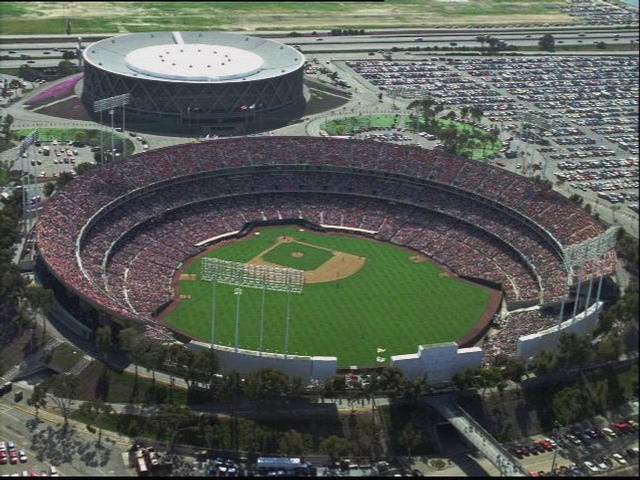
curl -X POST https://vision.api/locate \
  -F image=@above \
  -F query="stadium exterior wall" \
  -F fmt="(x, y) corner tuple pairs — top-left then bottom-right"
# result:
(516, 301), (603, 360)
(188, 340), (337, 382)
(82, 62), (305, 124)
(390, 342), (484, 383)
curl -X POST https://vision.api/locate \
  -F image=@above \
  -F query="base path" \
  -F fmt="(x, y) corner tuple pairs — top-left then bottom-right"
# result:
(247, 235), (366, 283)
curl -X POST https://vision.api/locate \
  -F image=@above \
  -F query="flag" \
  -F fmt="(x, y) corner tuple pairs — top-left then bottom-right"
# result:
(376, 347), (386, 353)
(249, 103), (255, 109)
(376, 356), (386, 363)
(240, 105), (248, 110)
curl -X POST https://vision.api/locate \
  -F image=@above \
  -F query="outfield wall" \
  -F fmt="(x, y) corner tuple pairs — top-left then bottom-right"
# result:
(391, 342), (483, 382)
(188, 340), (337, 381)
(516, 301), (603, 360)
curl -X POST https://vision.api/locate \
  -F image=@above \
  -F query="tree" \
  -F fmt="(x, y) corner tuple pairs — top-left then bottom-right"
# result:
(151, 403), (196, 453)
(24, 284), (55, 344)
(118, 328), (147, 400)
(2, 114), (13, 145)
(243, 368), (290, 406)
(18, 65), (37, 82)
(555, 332), (593, 369)
(320, 435), (351, 464)
(42, 182), (55, 198)
(375, 366), (405, 397)
(278, 429), (308, 456)
(552, 385), (593, 425)
(27, 383), (47, 421)
(95, 325), (112, 359)
(78, 398), (113, 446)
(75, 162), (96, 176)
(57, 60), (76, 77)
(538, 34), (555, 52)
(40, 373), (80, 431)
(475, 35), (488, 52)
(398, 422), (422, 458)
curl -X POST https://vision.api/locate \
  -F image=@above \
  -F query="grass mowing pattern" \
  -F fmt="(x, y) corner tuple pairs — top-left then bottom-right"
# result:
(164, 226), (490, 367)
(262, 241), (333, 271)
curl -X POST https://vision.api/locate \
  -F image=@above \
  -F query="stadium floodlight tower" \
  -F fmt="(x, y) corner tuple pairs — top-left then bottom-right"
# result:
(18, 129), (38, 238)
(201, 258), (304, 356)
(559, 227), (618, 326)
(93, 93), (130, 163)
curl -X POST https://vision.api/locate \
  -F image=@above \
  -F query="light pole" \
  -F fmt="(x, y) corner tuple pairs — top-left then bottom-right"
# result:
(259, 279), (266, 355)
(234, 288), (242, 352)
(210, 281), (216, 348)
(109, 109), (114, 161)
(284, 284), (291, 357)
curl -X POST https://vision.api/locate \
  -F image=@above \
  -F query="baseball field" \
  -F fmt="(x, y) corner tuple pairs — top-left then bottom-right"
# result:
(162, 226), (493, 367)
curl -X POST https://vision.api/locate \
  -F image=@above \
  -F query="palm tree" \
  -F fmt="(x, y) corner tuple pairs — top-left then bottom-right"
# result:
(27, 384), (47, 421)
(475, 35), (487, 52)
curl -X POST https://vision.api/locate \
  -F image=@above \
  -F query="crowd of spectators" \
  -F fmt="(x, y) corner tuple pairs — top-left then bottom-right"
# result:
(36, 138), (613, 342)
(482, 309), (559, 364)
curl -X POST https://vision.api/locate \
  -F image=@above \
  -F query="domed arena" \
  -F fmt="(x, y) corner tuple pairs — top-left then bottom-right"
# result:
(35, 137), (617, 371)
(81, 32), (306, 125)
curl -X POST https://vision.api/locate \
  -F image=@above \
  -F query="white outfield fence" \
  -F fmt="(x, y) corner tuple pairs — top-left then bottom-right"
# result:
(201, 257), (304, 293)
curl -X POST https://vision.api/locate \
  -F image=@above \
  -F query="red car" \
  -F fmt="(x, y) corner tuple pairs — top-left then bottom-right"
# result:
(0, 451), (7, 464)
(8, 449), (18, 464)
(613, 421), (632, 432)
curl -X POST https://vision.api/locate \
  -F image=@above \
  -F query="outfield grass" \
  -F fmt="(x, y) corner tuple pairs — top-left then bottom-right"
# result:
(164, 226), (490, 367)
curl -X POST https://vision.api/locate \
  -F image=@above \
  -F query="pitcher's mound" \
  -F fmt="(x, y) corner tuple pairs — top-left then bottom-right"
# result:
(291, 252), (304, 258)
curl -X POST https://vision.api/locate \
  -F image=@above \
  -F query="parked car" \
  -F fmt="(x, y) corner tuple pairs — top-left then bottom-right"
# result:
(612, 453), (627, 465)
(583, 461), (598, 473)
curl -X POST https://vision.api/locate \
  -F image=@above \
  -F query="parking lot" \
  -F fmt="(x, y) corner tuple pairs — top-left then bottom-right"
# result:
(506, 417), (639, 476)
(343, 55), (639, 218)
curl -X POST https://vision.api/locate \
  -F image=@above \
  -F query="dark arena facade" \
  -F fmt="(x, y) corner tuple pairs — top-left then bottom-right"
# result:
(81, 32), (306, 126)
(35, 137), (616, 362)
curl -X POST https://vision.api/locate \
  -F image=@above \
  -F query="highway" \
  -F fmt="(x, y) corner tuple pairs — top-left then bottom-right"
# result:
(1, 28), (638, 69)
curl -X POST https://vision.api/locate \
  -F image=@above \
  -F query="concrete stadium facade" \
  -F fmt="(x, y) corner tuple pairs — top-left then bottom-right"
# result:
(81, 31), (306, 125)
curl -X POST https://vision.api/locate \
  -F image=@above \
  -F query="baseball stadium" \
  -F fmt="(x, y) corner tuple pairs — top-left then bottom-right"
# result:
(34, 136), (617, 374)
(81, 31), (306, 125)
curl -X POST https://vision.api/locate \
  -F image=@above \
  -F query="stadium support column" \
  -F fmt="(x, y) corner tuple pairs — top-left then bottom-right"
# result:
(583, 261), (596, 319)
(594, 257), (606, 323)
(122, 103), (126, 158)
(571, 264), (584, 322)
(234, 288), (242, 352)
(99, 111), (104, 164)
(109, 109), (115, 162)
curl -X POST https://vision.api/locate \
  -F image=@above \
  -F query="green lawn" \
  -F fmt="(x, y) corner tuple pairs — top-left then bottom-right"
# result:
(0, 1), (574, 35)
(164, 226), (490, 367)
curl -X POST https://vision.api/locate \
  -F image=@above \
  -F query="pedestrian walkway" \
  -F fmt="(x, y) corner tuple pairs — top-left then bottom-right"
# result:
(425, 394), (528, 477)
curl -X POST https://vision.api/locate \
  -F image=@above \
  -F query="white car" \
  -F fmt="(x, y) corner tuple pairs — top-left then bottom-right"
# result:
(612, 453), (627, 465)
(18, 450), (27, 463)
(49, 465), (59, 477)
(583, 461), (599, 473)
